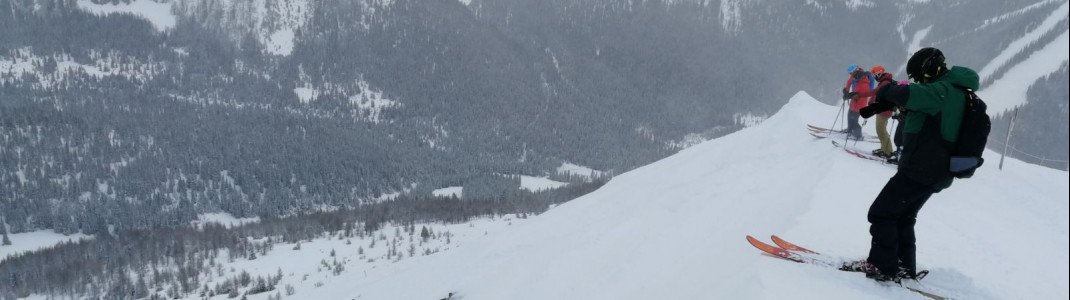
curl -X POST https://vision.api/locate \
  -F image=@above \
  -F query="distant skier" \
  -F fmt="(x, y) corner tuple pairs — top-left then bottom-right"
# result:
(867, 65), (897, 159)
(849, 47), (980, 281)
(842, 64), (875, 140)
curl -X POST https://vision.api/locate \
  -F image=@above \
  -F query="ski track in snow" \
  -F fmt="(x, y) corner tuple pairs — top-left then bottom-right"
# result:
(979, 29), (1070, 115)
(899, 25), (933, 75)
(977, 1), (1070, 82)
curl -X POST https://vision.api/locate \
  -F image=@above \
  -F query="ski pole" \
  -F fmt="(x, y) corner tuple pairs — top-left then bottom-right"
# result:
(842, 103), (852, 148)
(829, 98), (846, 134)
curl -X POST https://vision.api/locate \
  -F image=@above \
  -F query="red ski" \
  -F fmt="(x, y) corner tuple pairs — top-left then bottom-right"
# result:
(844, 148), (886, 162)
(809, 130), (880, 143)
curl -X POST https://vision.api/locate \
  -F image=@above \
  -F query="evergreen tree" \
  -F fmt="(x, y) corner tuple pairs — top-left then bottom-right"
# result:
(1, 223), (11, 246)
(420, 226), (430, 241)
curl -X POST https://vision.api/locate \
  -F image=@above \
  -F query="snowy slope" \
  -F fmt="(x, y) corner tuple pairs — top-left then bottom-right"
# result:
(307, 92), (1069, 300)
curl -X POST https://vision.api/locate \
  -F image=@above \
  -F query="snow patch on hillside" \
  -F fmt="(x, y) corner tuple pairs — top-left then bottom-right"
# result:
(76, 0), (176, 31)
(719, 0), (744, 33)
(191, 213), (261, 229)
(844, 0), (875, 10)
(356, 0), (397, 31)
(1, 230), (93, 261)
(172, 0), (311, 56)
(556, 162), (608, 180)
(348, 79), (399, 123)
(517, 176), (568, 192)
(433, 186), (463, 198)
(293, 87), (319, 104)
(265, 28), (296, 56)
(734, 112), (767, 128)
(259, 0), (311, 56)
(1, 48), (161, 89)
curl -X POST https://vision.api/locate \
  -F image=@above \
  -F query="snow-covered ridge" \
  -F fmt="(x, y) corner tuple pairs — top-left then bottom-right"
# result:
(317, 91), (1068, 300)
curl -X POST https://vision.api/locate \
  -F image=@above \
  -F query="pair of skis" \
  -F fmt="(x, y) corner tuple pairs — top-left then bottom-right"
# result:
(746, 235), (948, 299)
(807, 124), (879, 143)
(831, 140), (893, 164)
(810, 123), (895, 165)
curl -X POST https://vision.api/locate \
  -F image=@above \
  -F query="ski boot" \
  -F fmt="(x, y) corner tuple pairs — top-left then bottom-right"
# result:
(842, 260), (900, 283)
(897, 267), (929, 280)
(871, 149), (894, 158)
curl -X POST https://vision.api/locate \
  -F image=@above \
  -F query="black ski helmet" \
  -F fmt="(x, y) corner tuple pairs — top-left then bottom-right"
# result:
(907, 47), (946, 82)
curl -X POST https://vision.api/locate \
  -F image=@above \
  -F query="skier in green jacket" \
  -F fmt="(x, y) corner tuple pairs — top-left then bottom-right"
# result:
(846, 47), (980, 281)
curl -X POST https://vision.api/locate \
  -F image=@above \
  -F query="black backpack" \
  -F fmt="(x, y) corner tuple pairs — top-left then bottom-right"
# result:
(949, 86), (991, 178)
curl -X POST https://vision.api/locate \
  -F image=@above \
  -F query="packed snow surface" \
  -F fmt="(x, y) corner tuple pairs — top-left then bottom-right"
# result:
(309, 91), (1069, 300)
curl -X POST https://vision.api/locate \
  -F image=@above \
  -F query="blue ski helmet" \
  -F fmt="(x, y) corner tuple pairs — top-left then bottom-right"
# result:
(847, 64), (859, 74)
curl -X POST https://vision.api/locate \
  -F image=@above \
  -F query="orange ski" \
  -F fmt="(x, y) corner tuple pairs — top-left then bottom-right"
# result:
(745, 235), (802, 262)
(770, 235), (818, 254)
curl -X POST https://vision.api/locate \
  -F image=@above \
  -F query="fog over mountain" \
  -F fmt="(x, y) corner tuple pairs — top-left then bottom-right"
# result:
(1, 0), (1066, 235)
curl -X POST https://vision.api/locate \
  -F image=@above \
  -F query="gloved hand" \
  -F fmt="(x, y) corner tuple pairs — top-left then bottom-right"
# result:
(843, 91), (858, 101)
(860, 102), (895, 118)
(842, 88), (850, 100)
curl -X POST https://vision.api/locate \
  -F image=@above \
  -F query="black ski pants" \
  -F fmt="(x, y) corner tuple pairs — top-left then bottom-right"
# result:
(847, 111), (864, 140)
(866, 172), (937, 276)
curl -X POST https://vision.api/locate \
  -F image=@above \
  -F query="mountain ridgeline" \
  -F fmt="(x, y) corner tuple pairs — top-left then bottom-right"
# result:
(1, 0), (1066, 234)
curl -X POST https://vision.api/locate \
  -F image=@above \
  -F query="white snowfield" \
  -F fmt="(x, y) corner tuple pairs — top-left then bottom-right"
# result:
(76, 0), (176, 31)
(310, 92), (1068, 300)
(0, 230), (92, 261)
